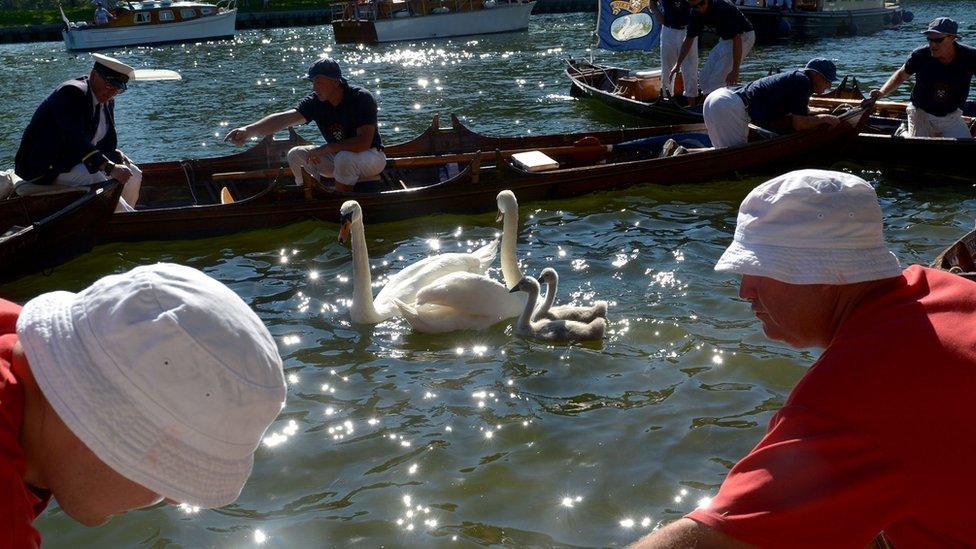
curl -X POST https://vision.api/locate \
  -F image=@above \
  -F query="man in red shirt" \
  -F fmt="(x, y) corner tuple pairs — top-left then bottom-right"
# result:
(631, 169), (976, 547)
(1, 263), (286, 546)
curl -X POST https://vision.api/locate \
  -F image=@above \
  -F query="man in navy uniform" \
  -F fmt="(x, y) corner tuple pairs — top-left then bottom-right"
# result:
(872, 17), (976, 138)
(702, 58), (842, 148)
(649, 0), (699, 102)
(15, 53), (142, 211)
(225, 58), (386, 193)
(670, 0), (756, 105)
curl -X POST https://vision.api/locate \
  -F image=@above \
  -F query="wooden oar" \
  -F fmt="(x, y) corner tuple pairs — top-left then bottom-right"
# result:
(389, 144), (611, 168)
(211, 143), (613, 180)
(213, 167), (288, 181)
(809, 97), (908, 113)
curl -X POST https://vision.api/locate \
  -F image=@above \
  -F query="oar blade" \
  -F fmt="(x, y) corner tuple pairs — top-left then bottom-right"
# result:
(132, 69), (182, 81)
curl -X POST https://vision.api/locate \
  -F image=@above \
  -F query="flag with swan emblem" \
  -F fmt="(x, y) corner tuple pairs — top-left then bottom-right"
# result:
(596, 0), (661, 51)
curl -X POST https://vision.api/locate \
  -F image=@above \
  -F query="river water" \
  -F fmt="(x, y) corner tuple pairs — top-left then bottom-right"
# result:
(1, 1), (975, 547)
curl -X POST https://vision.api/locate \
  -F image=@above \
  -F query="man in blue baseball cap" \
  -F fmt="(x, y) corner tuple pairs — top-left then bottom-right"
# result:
(225, 57), (386, 192)
(871, 17), (976, 138)
(700, 58), (842, 149)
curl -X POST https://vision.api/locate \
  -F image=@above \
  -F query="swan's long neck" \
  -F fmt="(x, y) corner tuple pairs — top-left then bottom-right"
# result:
(540, 278), (557, 315)
(350, 219), (382, 322)
(500, 208), (522, 288)
(517, 284), (538, 331)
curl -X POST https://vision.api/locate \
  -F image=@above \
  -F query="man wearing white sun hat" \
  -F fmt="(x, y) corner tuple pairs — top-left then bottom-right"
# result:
(0, 263), (286, 544)
(632, 169), (976, 547)
(14, 53), (179, 212)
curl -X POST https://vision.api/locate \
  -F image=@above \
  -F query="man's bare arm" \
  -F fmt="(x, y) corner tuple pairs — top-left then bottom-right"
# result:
(629, 518), (755, 549)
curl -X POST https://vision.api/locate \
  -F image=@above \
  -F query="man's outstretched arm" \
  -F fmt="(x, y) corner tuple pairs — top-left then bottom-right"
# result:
(630, 518), (755, 549)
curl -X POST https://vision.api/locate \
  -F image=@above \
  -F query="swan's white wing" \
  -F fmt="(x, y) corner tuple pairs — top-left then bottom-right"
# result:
(414, 272), (525, 319)
(396, 301), (503, 334)
(374, 252), (487, 314)
(471, 238), (499, 273)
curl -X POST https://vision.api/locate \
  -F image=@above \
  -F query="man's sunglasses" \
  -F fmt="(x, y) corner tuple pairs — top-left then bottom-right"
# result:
(96, 71), (128, 94)
(927, 35), (948, 44)
(688, 0), (706, 8)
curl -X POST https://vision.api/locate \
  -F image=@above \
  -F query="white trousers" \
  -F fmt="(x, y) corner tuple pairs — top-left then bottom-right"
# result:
(703, 87), (750, 148)
(699, 30), (756, 96)
(906, 105), (972, 138)
(55, 161), (142, 212)
(287, 145), (387, 186)
(661, 26), (699, 97)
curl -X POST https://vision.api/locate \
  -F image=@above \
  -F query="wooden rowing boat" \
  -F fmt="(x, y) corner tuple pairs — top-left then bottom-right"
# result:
(567, 60), (704, 125)
(567, 59), (976, 170)
(101, 108), (867, 242)
(932, 228), (976, 282)
(0, 181), (122, 282)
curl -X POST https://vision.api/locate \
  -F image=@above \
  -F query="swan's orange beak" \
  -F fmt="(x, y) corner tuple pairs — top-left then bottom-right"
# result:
(338, 221), (351, 244)
(495, 209), (503, 223)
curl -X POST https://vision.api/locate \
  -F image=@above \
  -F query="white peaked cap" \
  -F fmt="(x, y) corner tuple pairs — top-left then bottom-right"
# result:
(92, 52), (182, 81)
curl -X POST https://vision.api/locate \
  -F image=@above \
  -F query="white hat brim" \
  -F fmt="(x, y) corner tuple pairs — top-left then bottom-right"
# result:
(714, 240), (903, 284)
(16, 291), (254, 508)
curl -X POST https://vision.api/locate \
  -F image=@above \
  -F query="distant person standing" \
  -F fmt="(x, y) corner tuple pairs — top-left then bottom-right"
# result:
(93, 1), (114, 25)
(671, 0), (756, 104)
(649, 0), (699, 101)
(872, 17), (976, 138)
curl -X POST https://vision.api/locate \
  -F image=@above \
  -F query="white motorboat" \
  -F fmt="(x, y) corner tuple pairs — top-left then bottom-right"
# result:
(331, 0), (535, 44)
(60, 0), (237, 51)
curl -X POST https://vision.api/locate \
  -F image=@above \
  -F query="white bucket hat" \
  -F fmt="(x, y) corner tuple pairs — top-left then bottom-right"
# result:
(715, 169), (903, 284)
(16, 263), (286, 508)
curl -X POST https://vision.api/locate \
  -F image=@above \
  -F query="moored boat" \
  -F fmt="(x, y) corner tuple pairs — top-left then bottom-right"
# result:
(101, 109), (867, 242)
(567, 59), (976, 170)
(0, 181), (121, 282)
(932, 228), (976, 282)
(60, 0), (237, 51)
(807, 96), (976, 171)
(330, 0), (534, 44)
(740, 0), (911, 43)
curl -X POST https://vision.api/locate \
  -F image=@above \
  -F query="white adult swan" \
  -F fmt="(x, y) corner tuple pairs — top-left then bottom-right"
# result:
(532, 267), (608, 323)
(396, 190), (527, 333)
(510, 276), (606, 342)
(339, 200), (498, 324)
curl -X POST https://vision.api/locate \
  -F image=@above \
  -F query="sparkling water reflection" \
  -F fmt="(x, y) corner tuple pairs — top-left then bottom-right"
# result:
(2, 2), (976, 547)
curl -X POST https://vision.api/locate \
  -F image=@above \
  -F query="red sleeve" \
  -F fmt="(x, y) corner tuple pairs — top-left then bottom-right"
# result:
(686, 406), (907, 548)
(0, 471), (43, 549)
(0, 299), (21, 336)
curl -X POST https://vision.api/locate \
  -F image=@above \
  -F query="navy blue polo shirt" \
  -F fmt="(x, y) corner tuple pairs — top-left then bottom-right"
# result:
(732, 69), (812, 128)
(660, 0), (690, 30)
(905, 43), (976, 117)
(296, 84), (383, 149)
(687, 0), (753, 40)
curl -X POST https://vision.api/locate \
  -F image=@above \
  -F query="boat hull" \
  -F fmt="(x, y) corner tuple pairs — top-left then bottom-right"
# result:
(933, 229), (976, 282)
(0, 182), (121, 282)
(62, 9), (236, 51)
(332, 1), (534, 44)
(567, 60), (976, 170)
(100, 111), (863, 242)
(740, 5), (904, 42)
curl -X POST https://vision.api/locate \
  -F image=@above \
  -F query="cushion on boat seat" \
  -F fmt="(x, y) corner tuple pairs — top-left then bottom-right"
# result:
(511, 151), (559, 172)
